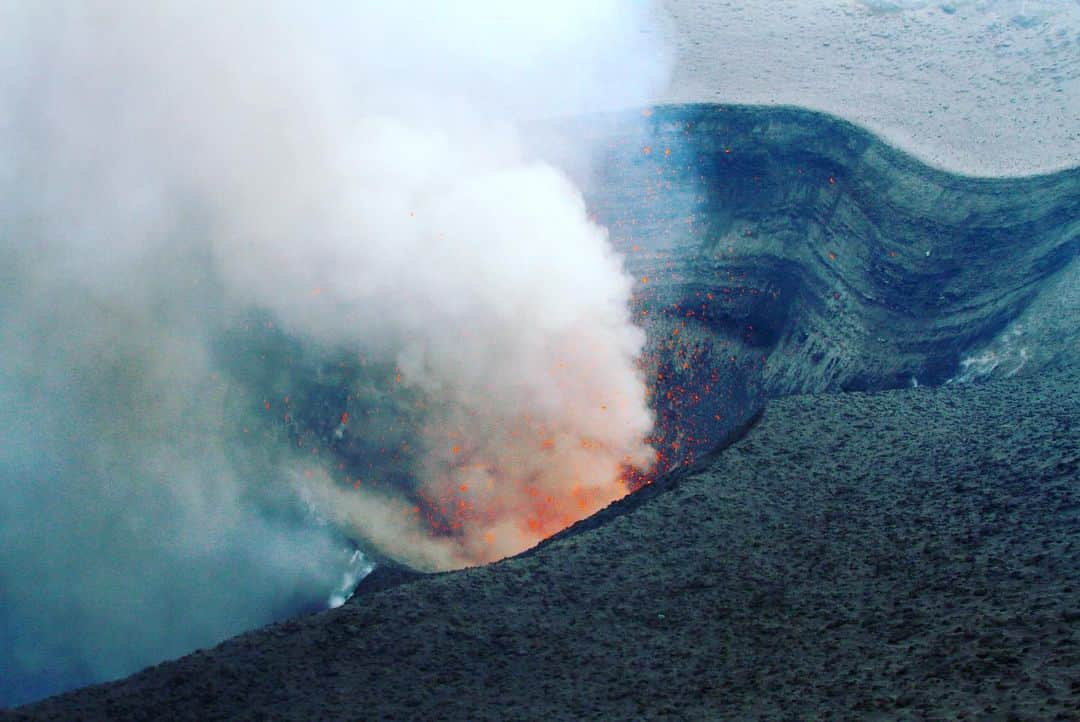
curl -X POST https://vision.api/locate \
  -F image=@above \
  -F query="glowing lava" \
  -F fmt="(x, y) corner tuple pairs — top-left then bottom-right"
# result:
(409, 396), (655, 565)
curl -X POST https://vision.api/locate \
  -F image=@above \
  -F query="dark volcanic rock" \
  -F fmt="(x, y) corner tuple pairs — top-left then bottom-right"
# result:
(349, 556), (428, 598)
(578, 104), (1079, 467)
(8, 365), (1078, 721)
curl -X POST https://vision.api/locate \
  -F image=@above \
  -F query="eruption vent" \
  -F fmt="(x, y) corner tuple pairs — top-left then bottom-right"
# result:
(1, 6), (672, 697)
(0, 0), (671, 701)
(281, 157), (659, 570)
(176, 4), (671, 570)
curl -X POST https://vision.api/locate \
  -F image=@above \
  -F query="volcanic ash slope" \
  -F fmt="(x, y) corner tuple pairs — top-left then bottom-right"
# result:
(8, 364), (1079, 721)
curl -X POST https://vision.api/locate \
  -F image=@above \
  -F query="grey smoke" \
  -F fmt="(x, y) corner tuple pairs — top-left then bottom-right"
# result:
(0, 1), (669, 705)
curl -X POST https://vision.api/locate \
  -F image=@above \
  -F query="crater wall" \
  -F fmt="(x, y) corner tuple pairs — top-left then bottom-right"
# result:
(579, 104), (1079, 469)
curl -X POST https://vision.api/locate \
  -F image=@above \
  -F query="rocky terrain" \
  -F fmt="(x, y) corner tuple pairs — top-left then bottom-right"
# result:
(7, 361), (1077, 720)
(5, 1), (1079, 712)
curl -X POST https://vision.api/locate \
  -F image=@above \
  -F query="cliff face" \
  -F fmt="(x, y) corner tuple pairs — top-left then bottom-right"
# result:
(579, 104), (1079, 469)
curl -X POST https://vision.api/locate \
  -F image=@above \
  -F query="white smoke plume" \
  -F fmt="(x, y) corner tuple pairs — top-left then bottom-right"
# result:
(0, 0), (669, 704)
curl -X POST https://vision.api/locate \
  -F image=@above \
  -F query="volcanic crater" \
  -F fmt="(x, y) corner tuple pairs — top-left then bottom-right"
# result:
(221, 104), (1078, 572)
(6, 102), (1080, 721)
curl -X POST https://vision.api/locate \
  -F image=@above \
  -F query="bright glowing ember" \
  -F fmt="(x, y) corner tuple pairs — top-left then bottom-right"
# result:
(411, 403), (656, 565)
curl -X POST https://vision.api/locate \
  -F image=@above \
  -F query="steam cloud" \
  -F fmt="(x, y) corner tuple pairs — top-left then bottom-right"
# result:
(0, 1), (669, 704)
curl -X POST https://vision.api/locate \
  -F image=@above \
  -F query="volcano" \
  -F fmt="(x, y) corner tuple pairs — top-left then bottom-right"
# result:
(220, 104), (1079, 564)
(6, 104), (1078, 720)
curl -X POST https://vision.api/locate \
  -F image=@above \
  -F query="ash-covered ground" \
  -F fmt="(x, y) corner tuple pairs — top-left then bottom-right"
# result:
(7, 361), (1077, 721)
(659, 0), (1080, 176)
